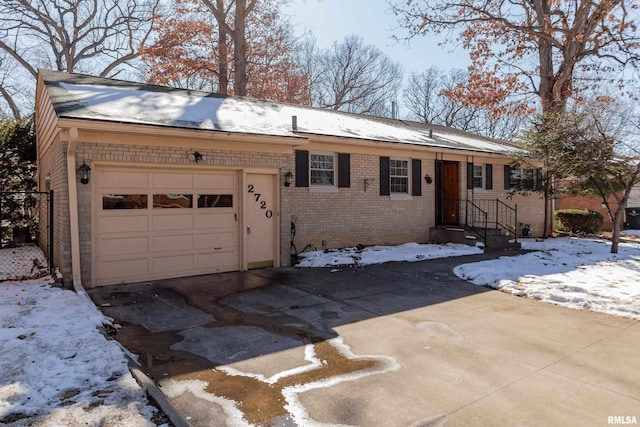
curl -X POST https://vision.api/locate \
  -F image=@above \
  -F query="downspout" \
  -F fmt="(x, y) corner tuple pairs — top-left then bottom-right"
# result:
(66, 128), (87, 296)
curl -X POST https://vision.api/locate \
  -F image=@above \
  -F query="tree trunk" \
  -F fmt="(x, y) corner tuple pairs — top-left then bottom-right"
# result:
(217, 0), (229, 95)
(233, 0), (248, 96)
(610, 206), (625, 254)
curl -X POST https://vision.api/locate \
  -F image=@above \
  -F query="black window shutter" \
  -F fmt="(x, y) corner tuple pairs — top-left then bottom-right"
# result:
(380, 157), (390, 196)
(467, 162), (474, 189)
(412, 159), (422, 196)
(295, 150), (309, 187)
(338, 153), (350, 188)
(504, 165), (511, 190)
(486, 164), (493, 190)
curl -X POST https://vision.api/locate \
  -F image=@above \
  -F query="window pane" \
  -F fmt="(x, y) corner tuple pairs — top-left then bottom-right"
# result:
(197, 194), (233, 208)
(310, 153), (335, 185)
(473, 165), (483, 188)
(153, 194), (193, 208)
(310, 154), (334, 170)
(311, 170), (334, 185)
(103, 194), (147, 210)
(390, 159), (408, 176)
(390, 159), (409, 193)
(390, 177), (408, 193)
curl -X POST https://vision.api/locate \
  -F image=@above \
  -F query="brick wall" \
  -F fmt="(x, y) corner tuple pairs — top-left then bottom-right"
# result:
(41, 126), (546, 285)
(282, 152), (434, 258)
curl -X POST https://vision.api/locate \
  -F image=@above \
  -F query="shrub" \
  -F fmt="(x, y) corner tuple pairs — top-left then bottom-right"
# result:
(555, 209), (604, 235)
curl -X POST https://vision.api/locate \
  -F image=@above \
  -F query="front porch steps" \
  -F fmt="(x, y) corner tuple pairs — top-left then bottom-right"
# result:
(429, 226), (521, 252)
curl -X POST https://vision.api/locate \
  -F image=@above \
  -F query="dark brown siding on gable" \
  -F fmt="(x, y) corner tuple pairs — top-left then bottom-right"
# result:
(295, 150), (309, 187)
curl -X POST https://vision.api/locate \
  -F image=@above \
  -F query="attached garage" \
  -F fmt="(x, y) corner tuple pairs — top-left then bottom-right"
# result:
(93, 165), (240, 286)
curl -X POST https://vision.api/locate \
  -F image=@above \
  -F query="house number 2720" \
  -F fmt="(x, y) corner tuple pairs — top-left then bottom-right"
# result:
(247, 184), (273, 218)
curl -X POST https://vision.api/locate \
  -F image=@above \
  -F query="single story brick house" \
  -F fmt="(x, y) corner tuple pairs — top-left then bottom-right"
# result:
(35, 70), (544, 288)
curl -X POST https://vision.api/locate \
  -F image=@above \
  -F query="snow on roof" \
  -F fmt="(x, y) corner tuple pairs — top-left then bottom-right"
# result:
(40, 70), (517, 155)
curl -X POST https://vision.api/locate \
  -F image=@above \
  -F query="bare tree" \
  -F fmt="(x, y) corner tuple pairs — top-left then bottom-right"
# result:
(403, 66), (526, 139)
(0, 0), (161, 118)
(391, 0), (640, 116)
(141, 0), (307, 102)
(311, 35), (403, 116)
(199, 0), (263, 96)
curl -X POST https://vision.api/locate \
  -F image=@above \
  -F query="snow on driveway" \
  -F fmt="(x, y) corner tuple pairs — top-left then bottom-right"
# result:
(454, 237), (640, 320)
(296, 242), (483, 267)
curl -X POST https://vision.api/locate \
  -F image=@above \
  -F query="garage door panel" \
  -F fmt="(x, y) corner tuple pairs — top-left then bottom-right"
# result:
(152, 214), (194, 231)
(197, 173), (236, 189)
(98, 170), (149, 188)
(196, 212), (236, 228)
(96, 257), (149, 281)
(197, 251), (238, 270)
(152, 254), (195, 274)
(151, 234), (194, 252)
(98, 215), (149, 233)
(97, 236), (149, 256)
(152, 173), (194, 189)
(196, 231), (237, 249)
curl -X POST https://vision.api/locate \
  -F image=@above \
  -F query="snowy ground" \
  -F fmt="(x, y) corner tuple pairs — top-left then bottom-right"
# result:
(455, 237), (640, 320)
(1, 236), (639, 425)
(0, 247), (165, 426)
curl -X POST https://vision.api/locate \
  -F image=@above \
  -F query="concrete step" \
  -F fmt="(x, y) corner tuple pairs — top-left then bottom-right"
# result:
(429, 226), (521, 252)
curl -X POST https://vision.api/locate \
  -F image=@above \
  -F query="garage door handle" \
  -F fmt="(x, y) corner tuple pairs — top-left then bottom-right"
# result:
(247, 227), (251, 234)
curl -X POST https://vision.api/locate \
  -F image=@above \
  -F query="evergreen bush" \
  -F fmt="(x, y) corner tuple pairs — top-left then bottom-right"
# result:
(555, 209), (603, 235)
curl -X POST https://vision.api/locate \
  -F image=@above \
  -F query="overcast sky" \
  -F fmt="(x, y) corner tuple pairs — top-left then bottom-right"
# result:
(285, 0), (471, 75)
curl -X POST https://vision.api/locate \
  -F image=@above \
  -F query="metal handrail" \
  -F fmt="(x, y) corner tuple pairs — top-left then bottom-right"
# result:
(495, 199), (518, 243)
(465, 199), (488, 244)
(462, 198), (519, 243)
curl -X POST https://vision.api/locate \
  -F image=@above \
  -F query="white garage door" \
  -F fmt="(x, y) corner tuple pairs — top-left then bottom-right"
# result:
(93, 166), (240, 286)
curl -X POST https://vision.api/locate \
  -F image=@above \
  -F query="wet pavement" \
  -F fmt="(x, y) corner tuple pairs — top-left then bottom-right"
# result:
(88, 253), (640, 426)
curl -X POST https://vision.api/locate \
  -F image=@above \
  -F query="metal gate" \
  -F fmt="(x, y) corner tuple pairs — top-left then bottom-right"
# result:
(0, 190), (54, 279)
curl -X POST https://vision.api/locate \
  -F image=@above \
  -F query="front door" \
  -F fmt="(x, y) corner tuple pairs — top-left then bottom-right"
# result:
(245, 173), (277, 269)
(435, 161), (460, 225)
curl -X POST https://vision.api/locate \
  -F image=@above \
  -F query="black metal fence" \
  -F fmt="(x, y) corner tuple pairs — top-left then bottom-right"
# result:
(0, 191), (53, 280)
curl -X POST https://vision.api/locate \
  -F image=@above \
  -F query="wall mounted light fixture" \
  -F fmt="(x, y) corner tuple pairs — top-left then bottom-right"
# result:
(78, 162), (91, 185)
(45, 173), (51, 191)
(189, 151), (206, 163)
(284, 170), (293, 187)
(424, 174), (433, 184)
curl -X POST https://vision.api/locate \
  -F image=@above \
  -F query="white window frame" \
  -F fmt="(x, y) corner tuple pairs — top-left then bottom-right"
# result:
(389, 158), (411, 199)
(473, 164), (484, 189)
(309, 152), (338, 193)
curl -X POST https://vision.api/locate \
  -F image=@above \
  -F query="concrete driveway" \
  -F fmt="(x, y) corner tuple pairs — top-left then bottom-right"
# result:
(88, 253), (640, 427)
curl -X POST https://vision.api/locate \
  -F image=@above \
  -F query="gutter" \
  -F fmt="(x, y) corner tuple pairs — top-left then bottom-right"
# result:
(66, 127), (87, 296)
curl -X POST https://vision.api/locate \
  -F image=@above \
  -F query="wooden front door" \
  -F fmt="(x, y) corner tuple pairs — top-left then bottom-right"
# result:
(435, 161), (460, 225)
